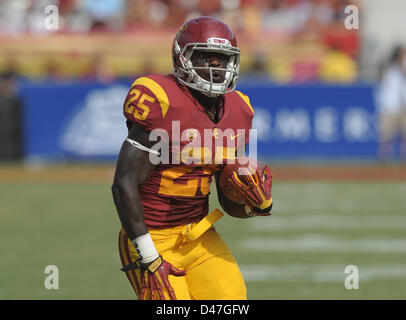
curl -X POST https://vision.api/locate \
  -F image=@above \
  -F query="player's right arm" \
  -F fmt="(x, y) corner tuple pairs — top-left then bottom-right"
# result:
(112, 75), (166, 239)
(112, 76), (185, 299)
(111, 123), (154, 240)
(112, 123), (185, 300)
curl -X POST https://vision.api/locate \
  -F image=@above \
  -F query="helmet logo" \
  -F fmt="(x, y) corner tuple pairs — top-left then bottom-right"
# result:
(207, 38), (231, 47)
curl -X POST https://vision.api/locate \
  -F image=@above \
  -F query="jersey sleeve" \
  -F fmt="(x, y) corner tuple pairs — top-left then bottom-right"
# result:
(234, 90), (255, 145)
(123, 76), (170, 131)
(234, 90), (255, 118)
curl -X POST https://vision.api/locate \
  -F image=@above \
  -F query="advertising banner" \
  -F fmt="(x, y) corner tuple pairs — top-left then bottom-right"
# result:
(19, 81), (378, 161)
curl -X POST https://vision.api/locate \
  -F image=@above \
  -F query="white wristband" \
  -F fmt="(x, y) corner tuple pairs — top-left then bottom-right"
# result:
(131, 233), (159, 263)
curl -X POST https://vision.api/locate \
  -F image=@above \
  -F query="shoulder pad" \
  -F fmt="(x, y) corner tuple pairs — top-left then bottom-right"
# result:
(131, 76), (170, 119)
(123, 75), (170, 131)
(234, 90), (255, 116)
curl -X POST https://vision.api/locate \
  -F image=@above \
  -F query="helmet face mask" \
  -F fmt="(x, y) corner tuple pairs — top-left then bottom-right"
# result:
(173, 17), (240, 97)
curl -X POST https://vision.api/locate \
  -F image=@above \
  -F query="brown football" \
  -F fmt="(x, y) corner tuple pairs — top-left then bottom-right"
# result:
(218, 157), (263, 204)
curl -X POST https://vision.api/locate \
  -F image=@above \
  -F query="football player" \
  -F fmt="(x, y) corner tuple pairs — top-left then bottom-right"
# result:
(112, 16), (273, 300)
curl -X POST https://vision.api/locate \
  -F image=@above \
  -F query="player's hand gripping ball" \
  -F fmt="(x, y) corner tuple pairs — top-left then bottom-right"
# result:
(219, 157), (273, 216)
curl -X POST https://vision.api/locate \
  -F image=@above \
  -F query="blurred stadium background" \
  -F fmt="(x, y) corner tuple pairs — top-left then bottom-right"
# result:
(1, 0), (406, 300)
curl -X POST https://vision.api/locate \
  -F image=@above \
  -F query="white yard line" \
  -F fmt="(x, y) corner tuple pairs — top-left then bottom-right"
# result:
(248, 214), (406, 231)
(240, 263), (406, 282)
(240, 234), (406, 253)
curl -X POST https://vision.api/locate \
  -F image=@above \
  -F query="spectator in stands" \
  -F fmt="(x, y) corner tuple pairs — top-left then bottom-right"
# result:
(81, 53), (116, 83)
(84, 0), (126, 31)
(240, 50), (271, 81)
(376, 46), (406, 162)
(318, 43), (358, 83)
(0, 0), (362, 82)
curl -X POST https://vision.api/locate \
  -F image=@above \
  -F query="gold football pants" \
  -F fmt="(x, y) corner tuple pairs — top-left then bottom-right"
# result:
(118, 211), (247, 300)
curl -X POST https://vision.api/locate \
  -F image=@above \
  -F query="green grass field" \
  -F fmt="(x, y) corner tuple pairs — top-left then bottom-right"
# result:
(1, 166), (406, 299)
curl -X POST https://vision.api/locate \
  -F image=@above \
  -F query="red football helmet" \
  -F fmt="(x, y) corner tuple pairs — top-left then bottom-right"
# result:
(172, 16), (240, 97)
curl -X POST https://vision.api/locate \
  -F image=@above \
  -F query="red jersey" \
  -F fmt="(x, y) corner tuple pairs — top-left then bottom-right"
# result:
(123, 74), (254, 228)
